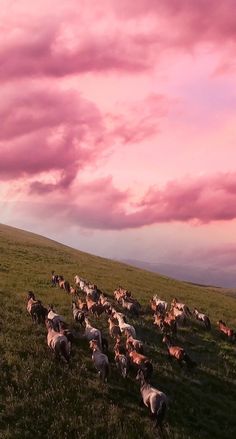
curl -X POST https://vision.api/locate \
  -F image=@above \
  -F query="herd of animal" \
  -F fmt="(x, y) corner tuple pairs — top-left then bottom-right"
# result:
(25, 271), (236, 430)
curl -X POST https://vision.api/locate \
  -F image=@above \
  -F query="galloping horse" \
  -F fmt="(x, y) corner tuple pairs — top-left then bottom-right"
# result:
(152, 296), (168, 315)
(46, 319), (70, 363)
(136, 369), (168, 428)
(163, 336), (196, 368)
(114, 339), (129, 378)
(84, 318), (102, 349)
(129, 350), (153, 381)
(171, 298), (192, 317)
(72, 302), (85, 326)
(26, 292), (47, 324)
(89, 339), (109, 382)
(218, 320), (235, 340)
(193, 308), (211, 330)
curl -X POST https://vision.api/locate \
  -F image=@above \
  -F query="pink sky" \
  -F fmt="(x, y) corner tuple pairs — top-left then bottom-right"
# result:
(1, 0), (236, 286)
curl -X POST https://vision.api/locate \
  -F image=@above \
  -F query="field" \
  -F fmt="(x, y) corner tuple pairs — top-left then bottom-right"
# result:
(0, 223), (236, 439)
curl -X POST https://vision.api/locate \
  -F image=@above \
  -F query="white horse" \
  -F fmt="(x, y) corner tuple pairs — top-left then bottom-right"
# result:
(171, 298), (192, 317)
(84, 318), (102, 348)
(47, 307), (65, 332)
(72, 302), (85, 326)
(136, 370), (168, 428)
(193, 308), (211, 330)
(116, 314), (136, 338)
(89, 340), (109, 382)
(74, 275), (87, 291)
(152, 295), (168, 314)
(46, 320), (70, 363)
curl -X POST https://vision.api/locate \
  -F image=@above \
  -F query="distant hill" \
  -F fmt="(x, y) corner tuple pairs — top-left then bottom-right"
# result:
(0, 223), (236, 439)
(121, 258), (236, 289)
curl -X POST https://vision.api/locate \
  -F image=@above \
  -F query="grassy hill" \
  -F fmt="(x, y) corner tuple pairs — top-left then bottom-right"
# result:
(0, 223), (236, 439)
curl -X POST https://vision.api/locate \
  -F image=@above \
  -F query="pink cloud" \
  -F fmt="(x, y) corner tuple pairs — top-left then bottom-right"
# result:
(0, 87), (106, 189)
(109, 94), (169, 144)
(113, 0), (236, 46)
(0, 83), (170, 194)
(1, 0), (236, 85)
(0, 19), (150, 81)
(19, 172), (236, 230)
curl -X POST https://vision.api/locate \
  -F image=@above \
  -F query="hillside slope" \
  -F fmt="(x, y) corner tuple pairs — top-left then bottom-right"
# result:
(0, 224), (236, 439)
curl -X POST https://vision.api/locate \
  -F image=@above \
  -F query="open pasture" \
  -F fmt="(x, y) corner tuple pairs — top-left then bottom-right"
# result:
(0, 224), (236, 439)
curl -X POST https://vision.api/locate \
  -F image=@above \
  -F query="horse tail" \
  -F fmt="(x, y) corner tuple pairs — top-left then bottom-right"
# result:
(172, 320), (177, 335)
(155, 400), (167, 427)
(120, 356), (128, 378)
(97, 331), (102, 351)
(101, 362), (109, 382)
(79, 312), (85, 327)
(205, 317), (211, 331)
(60, 339), (70, 363)
(141, 361), (153, 381)
(183, 353), (196, 368)
(186, 306), (192, 317)
(64, 281), (70, 294)
(102, 337), (109, 354)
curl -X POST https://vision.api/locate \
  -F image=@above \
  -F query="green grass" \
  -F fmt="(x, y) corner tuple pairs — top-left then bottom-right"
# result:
(0, 223), (236, 439)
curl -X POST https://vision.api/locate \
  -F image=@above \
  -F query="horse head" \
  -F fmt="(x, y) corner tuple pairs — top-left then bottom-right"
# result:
(27, 291), (35, 300)
(89, 339), (99, 350)
(136, 369), (145, 385)
(45, 318), (53, 331)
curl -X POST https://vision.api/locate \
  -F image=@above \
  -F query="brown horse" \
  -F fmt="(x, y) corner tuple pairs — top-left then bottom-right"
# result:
(163, 336), (196, 368)
(218, 320), (235, 340)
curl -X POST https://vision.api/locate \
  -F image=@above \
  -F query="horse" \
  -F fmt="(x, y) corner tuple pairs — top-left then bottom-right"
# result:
(120, 297), (140, 316)
(84, 285), (100, 302)
(46, 319), (70, 363)
(154, 313), (177, 336)
(86, 296), (104, 317)
(47, 306), (65, 332)
(115, 314), (136, 338)
(72, 302), (85, 326)
(99, 294), (112, 313)
(51, 271), (59, 287)
(136, 369), (168, 428)
(171, 298), (192, 317)
(217, 320), (235, 340)
(76, 297), (88, 312)
(114, 339), (129, 378)
(26, 292), (47, 324)
(125, 332), (144, 354)
(89, 339), (109, 382)
(113, 287), (131, 303)
(170, 307), (186, 326)
(193, 308), (211, 330)
(70, 286), (78, 297)
(163, 336), (196, 368)
(84, 318), (102, 349)
(108, 317), (122, 339)
(129, 350), (153, 381)
(152, 296), (168, 315)
(162, 312), (177, 336)
(74, 275), (87, 291)
(153, 313), (164, 331)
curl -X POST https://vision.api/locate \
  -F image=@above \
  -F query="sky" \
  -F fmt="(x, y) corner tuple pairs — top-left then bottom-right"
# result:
(1, 0), (236, 286)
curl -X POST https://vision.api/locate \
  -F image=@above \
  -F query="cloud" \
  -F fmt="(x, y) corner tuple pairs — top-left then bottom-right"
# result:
(109, 94), (170, 144)
(0, 83), (170, 194)
(1, 0), (236, 84)
(0, 86), (106, 190)
(0, 5), (151, 82)
(18, 172), (236, 230)
(113, 0), (236, 47)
